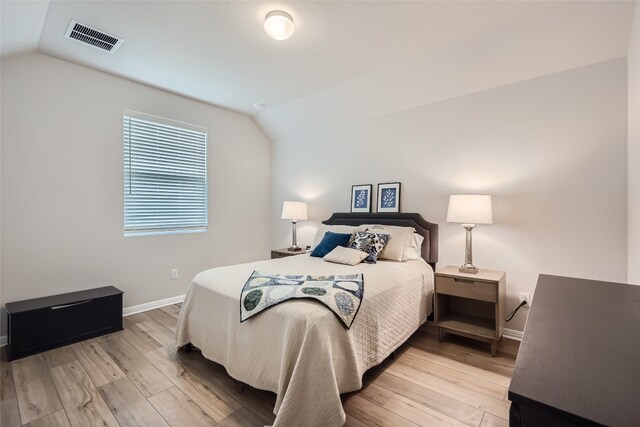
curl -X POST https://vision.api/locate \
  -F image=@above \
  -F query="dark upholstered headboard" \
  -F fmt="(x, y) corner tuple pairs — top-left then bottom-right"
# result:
(322, 213), (439, 270)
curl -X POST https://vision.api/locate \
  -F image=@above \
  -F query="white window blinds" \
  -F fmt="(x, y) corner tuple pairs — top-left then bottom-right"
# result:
(123, 111), (207, 236)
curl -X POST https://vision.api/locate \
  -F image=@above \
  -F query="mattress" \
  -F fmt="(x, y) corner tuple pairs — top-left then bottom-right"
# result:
(176, 253), (434, 427)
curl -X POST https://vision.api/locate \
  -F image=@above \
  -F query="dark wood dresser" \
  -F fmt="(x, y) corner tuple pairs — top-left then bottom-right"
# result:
(508, 274), (640, 426)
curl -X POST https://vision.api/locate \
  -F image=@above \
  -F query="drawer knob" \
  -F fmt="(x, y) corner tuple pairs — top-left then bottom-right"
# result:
(50, 299), (93, 310)
(454, 278), (474, 284)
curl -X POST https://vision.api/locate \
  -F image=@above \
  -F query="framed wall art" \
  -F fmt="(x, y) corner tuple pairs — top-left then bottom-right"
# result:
(377, 182), (401, 213)
(351, 184), (372, 213)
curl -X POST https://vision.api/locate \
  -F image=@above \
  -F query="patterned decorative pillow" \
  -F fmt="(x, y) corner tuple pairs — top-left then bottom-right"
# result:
(347, 231), (390, 263)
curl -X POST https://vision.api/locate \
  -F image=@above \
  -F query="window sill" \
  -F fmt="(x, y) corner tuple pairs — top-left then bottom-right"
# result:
(124, 228), (207, 237)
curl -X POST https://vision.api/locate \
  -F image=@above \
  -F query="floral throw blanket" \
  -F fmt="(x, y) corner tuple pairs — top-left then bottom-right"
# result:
(240, 271), (364, 329)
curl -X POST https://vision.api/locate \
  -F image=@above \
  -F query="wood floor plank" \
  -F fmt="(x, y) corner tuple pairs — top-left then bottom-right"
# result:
(403, 346), (511, 387)
(98, 377), (169, 427)
(177, 351), (276, 424)
(13, 354), (63, 424)
(42, 347), (77, 369)
(1, 358), (17, 401)
(160, 304), (181, 319)
(148, 386), (218, 427)
(374, 371), (484, 427)
(99, 334), (172, 398)
(467, 346), (517, 366)
(125, 312), (153, 324)
(481, 412), (509, 427)
(219, 407), (268, 427)
(396, 352), (507, 400)
(465, 353), (514, 377)
(344, 414), (370, 427)
(408, 335), (470, 363)
(359, 382), (467, 427)
(120, 318), (164, 354)
(422, 332), (516, 367)
(344, 394), (419, 427)
(49, 361), (119, 427)
(25, 410), (71, 427)
(145, 309), (178, 333)
(386, 361), (510, 419)
(137, 320), (176, 349)
(144, 347), (240, 421)
(71, 339), (125, 387)
(0, 398), (22, 427)
(223, 385), (276, 425)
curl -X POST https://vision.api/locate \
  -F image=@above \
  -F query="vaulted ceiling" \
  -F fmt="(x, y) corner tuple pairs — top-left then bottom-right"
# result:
(1, 1), (635, 135)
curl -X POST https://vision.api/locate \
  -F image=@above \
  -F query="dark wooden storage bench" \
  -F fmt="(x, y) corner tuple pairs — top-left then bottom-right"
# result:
(6, 286), (123, 361)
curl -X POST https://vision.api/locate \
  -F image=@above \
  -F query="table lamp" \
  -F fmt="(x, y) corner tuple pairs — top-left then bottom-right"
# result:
(446, 195), (492, 274)
(281, 201), (307, 251)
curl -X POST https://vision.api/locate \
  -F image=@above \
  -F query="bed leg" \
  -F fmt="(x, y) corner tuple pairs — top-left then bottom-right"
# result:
(389, 350), (397, 360)
(181, 343), (194, 353)
(236, 382), (245, 393)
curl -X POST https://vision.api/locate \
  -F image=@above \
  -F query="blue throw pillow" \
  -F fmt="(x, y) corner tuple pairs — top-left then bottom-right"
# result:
(310, 232), (352, 257)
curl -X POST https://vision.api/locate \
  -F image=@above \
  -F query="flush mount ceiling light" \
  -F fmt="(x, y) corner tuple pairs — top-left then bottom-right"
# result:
(264, 10), (294, 40)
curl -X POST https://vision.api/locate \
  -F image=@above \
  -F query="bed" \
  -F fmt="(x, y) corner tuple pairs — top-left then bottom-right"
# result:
(176, 212), (438, 427)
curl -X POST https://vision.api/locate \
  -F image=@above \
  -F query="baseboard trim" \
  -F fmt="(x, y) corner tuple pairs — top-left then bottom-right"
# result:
(0, 294), (186, 348)
(122, 294), (185, 317)
(503, 328), (524, 341)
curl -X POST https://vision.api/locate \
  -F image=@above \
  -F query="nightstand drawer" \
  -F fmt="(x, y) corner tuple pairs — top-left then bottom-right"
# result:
(436, 276), (496, 303)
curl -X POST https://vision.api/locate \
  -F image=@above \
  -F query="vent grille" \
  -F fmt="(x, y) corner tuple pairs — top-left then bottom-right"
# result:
(65, 20), (123, 53)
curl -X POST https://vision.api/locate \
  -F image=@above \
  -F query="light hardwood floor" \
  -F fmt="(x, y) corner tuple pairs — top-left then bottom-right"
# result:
(0, 304), (518, 427)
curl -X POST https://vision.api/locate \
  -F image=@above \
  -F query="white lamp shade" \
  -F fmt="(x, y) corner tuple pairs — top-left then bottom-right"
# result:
(446, 195), (493, 224)
(281, 201), (307, 220)
(264, 10), (295, 40)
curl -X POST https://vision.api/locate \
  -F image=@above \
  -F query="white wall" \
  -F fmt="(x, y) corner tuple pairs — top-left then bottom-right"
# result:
(629, 1), (640, 285)
(0, 53), (271, 333)
(264, 59), (628, 332)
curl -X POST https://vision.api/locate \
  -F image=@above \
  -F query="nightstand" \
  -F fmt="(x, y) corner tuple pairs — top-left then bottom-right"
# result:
(271, 248), (307, 259)
(434, 265), (506, 356)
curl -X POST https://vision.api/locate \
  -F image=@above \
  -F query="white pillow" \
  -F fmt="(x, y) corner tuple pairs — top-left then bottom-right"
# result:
(311, 225), (363, 249)
(406, 233), (425, 260)
(323, 246), (368, 266)
(362, 224), (416, 261)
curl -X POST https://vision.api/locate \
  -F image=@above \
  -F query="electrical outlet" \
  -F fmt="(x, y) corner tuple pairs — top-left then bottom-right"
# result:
(171, 268), (179, 280)
(519, 292), (530, 304)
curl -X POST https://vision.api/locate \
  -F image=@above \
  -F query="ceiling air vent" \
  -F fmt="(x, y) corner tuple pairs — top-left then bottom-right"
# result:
(64, 20), (124, 53)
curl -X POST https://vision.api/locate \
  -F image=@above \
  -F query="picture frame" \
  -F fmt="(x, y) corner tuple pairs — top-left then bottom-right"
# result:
(351, 184), (372, 213)
(377, 182), (401, 213)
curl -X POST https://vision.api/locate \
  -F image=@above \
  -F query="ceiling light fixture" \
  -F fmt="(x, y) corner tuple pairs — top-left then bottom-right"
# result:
(264, 10), (294, 41)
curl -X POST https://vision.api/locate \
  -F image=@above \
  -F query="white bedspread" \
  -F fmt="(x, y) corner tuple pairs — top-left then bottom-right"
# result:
(176, 254), (434, 427)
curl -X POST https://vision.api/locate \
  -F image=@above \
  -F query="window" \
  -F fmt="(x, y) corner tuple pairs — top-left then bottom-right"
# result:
(123, 110), (207, 236)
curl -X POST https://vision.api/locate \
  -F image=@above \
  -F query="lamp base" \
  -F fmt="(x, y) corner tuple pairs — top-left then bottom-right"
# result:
(459, 265), (479, 274)
(460, 224), (478, 274)
(288, 220), (302, 252)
